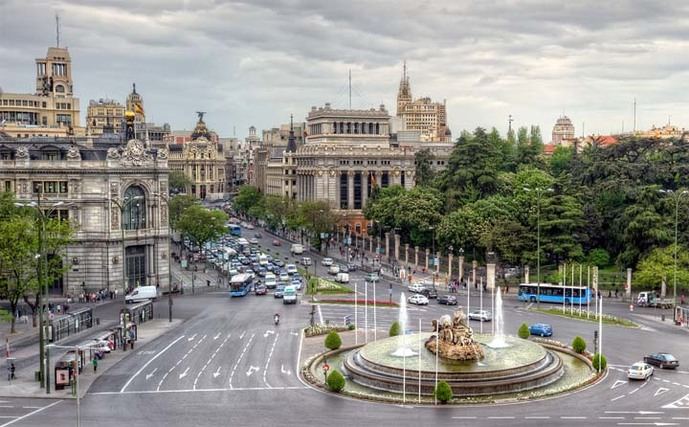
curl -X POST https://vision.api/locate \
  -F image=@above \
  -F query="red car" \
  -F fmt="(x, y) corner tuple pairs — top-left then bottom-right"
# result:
(272, 239), (281, 246)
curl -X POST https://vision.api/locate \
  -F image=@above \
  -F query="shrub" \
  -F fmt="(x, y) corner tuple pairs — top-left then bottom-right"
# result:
(389, 321), (401, 337)
(571, 336), (586, 354)
(326, 368), (345, 392)
(324, 331), (342, 350)
(348, 323), (356, 330)
(435, 381), (453, 403)
(518, 323), (530, 339)
(592, 353), (607, 371)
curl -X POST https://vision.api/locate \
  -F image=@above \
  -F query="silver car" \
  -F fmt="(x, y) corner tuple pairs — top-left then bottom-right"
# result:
(468, 310), (492, 322)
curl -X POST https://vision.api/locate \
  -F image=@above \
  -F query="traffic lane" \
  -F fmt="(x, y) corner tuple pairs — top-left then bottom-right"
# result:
(0, 398), (63, 426)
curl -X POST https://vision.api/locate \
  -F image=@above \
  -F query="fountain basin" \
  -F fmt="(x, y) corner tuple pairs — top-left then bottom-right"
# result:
(343, 334), (564, 396)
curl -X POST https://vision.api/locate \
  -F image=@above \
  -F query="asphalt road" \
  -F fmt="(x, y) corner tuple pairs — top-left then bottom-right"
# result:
(4, 228), (689, 427)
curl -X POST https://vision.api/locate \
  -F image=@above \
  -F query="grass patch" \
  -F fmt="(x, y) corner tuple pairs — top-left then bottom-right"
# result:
(307, 277), (353, 295)
(531, 307), (638, 328)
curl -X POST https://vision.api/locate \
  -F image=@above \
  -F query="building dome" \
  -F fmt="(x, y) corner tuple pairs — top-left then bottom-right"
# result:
(551, 115), (575, 145)
(191, 113), (212, 140)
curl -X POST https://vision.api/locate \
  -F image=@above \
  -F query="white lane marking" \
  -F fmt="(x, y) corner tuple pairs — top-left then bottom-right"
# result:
(616, 424), (677, 426)
(290, 331), (299, 336)
(281, 364), (292, 375)
(0, 401), (63, 427)
(246, 366), (259, 377)
(145, 368), (158, 381)
(524, 416), (550, 419)
(187, 334), (197, 342)
(612, 380), (628, 389)
(561, 416), (587, 419)
(263, 332), (279, 388)
(213, 333), (221, 340)
(194, 333), (231, 390)
(655, 388), (670, 397)
(157, 335), (206, 391)
(213, 367), (222, 378)
(239, 331), (246, 340)
(229, 333), (255, 389)
(606, 412), (664, 415)
(90, 386), (309, 395)
(451, 417), (477, 419)
(120, 335), (185, 393)
(318, 305), (324, 325)
(179, 367), (190, 379)
(600, 417), (625, 420)
(611, 395), (626, 402)
(263, 330), (275, 338)
(487, 416), (515, 419)
(663, 393), (689, 409)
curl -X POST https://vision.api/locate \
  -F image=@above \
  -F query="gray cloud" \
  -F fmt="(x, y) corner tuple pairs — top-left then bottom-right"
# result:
(2, 0), (689, 137)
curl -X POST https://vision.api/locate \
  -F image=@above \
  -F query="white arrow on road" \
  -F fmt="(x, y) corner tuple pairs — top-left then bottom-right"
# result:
(145, 368), (158, 381)
(264, 330), (275, 338)
(179, 367), (190, 379)
(611, 380), (627, 390)
(281, 364), (291, 375)
(213, 333), (221, 340)
(213, 367), (222, 378)
(187, 334), (197, 342)
(246, 366), (259, 377)
(655, 387), (670, 397)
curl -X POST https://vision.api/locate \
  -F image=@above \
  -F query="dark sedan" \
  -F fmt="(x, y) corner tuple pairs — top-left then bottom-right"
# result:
(437, 295), (457, 305)
(255, 284), (267, 296)
(644, 353), (679, 369)
(421, 287), (438, 299)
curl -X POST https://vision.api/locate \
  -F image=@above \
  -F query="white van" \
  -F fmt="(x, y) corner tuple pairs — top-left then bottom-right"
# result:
(336, 272), (350, 283)
(264, 273), (277, 289)
(283, 285), (298, 304)
(125, 286), (158, 303)
(290, 244), (304, 255)
(258, 254), (269, 266)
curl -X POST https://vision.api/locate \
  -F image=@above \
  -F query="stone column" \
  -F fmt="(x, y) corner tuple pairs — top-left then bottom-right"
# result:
(524, 265), (530, 284)
(347, 171), (354, 210)
(486, 263), (496, 290)
(458, 256), (464, 284)
(425, 248), (430, 271)
(435, 251), (441, 274)
(472, 260), (477, 287)
(448, 253), (453, 280)
(376, 236), (381, 255)
(369, 235), (373, 253)
(626, 268), (632, 299)
(384, 232), (390, 259)
(404, 243), (409, 265)
(362, 172), (368, 209)
(394, 234), (400, 261)
(414, 246), (419, 267)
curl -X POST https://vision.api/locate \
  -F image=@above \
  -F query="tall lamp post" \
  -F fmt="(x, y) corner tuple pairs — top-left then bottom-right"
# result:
(153, 192), (174, 323)
(15, 197), (70, 394)
(659, 189), (689, 306)
(524, 186), (553, 309)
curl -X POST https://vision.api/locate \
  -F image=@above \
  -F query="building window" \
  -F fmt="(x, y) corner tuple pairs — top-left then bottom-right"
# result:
(339, 173), (348, 209)
(123, 185), (146, 230)
(353, 173), (362, 209)
(55, 85), (65, 93)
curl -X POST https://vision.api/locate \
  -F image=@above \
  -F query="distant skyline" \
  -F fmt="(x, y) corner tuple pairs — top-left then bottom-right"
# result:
(2, 0), (689, 139)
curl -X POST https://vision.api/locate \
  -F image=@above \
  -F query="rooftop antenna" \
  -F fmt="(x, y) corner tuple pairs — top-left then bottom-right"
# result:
(348, 69), (352, 109)
(508, 114), (514, 133)
(55, 13), (61, 47)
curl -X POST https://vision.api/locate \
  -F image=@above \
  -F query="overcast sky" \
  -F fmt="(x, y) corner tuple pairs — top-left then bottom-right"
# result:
(2, 0), (689, 140)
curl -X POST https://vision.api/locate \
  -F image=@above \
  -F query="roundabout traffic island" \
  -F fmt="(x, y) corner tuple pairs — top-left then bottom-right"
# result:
(302, 310), (603, 405)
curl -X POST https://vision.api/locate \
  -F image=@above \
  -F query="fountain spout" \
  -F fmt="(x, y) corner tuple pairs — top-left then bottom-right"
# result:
(488, 287), (509, 348)
(391, 292), (417, 357)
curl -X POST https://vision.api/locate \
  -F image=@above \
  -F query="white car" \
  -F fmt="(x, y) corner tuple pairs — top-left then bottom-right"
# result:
(408, 283), (427, 293)
(285, 264), (298, 275)
(321, 257), (334, 266)
(249, 238), (259, 245)
(468, 310), (492, 322)
(328, 265), (340, 275)
(408, 294), (429, 305)
(627, 362), (654, 380)
(279, 272), (290, 282)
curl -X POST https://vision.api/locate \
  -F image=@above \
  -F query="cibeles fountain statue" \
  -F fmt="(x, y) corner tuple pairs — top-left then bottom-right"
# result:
(425, 310), (485, 360)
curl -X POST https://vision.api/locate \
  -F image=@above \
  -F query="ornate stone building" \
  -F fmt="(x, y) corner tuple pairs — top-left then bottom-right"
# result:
(0, 46), (82, 138)
(167, 114), (225, 200)
(551, 115), (576, 145)
(0, 132), (170, 296)
(395, 62), (451, 142)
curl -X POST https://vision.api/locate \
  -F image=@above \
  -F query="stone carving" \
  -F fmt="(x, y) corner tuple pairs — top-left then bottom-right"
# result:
(160, 205), (168, 225)
(110, 182), (119, 196)
(107, 147), (121, 160)
(66, 145), (81, 160)
(426, 310), (484, 361)
(157, 148), (168, 160)
(120, 139), (152, 166)
(111, 207), (119, 230)
(15, 147), (29, 159)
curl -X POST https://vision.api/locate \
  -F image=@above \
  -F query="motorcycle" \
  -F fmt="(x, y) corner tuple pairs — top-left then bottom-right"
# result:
(274, 314), (280, 326)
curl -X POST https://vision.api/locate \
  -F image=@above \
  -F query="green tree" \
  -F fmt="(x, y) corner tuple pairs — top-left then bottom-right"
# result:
(326, 368), (345, 392)
(168, 170), (192, 194)
(169, 195), (198, 231)
(636, 245), (689, 288)
(592, 353), (607, 371)
(324, 330), (342, 350)
(518, 323), (530, 339)
(587, 248), (611, 267)
(550, 146), (574, 177)
(540, 193), (586, 263)
(414, 148), (435, 187)
(572, 336), (586, 354)
(232, 185), (263, 215)
(389, 321), (401, 337)
(176, 205), (228, 253)
(300, 201), (338, 252)
(434, 381), (453, 403)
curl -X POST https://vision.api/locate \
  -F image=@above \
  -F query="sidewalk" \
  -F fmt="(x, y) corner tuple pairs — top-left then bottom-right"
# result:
(0, 319), (182, 399)
(171, 259), (226, 294)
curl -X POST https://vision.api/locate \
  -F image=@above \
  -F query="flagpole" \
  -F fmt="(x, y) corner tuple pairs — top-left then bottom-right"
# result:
(418, 317), (421, 403)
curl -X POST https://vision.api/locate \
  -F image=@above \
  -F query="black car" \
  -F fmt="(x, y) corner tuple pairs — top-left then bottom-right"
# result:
(254, 232), (262, 238)
(346, 263), (358, 272)
(438, 295), (457, 305)
(644, 353), (679, 369)
(421, 287), (438, 299)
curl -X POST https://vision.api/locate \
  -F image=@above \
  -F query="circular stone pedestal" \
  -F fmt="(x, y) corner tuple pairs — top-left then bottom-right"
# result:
(343, 333), (564, 396)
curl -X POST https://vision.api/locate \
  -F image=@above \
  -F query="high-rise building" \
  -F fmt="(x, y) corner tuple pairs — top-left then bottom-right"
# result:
(395, 62), (451, 142)
(551, 115), (575, 145)
(0, 46), (81, 137)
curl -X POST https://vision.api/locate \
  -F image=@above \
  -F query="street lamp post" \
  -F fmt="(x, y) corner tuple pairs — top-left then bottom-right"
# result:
(659, 189), (689, 306)
(15, 196), (69, 394)
(524, 186), (553, 309)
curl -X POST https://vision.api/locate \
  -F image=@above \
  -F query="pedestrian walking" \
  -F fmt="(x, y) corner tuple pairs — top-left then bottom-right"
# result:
(10, 362), (15, 380)
(92, 357), (98, 373)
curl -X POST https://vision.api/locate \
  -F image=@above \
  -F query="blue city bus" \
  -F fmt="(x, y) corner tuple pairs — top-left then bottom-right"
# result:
(518, 283), (591, 305)
(228, 224), (241, 237)
(230, 273), (253, 297)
